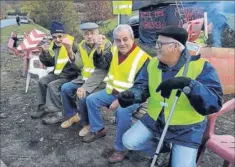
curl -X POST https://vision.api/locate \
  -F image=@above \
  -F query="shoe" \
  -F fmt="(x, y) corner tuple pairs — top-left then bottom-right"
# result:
(101, 147), (115, 158)
(82, 128), (106, 143)
(108, 150), (127, 163)
(61, 113), (81, 128)
(31, 106), (47, 119)
(42, 112), (65, 125)
(79, 125), (90, 137)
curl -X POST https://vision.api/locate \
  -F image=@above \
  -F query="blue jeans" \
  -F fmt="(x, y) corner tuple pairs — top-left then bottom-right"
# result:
(123, 120), (198, 167)
(86, 89), (139, 151)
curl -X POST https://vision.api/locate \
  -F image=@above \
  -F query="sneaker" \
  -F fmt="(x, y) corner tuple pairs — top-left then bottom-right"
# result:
(42, 112), (65, 125)
(61, 113), (81, 128)
(31, 106), (47, 119)
(108, 150), (127, 163)
(79, 125), (90, 137)
(82, 128), (106, 143)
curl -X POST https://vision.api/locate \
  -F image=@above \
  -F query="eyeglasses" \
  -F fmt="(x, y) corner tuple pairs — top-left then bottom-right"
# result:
(155, 41), (176, 49)
(52, 35), (63, 39)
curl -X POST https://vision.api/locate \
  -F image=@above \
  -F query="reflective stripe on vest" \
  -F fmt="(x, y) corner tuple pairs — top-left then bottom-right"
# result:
(147, 57), (206, 125)
(105, 45), (151, 94)
(48, 35), (74, 75)
(78, 39), (109, 81)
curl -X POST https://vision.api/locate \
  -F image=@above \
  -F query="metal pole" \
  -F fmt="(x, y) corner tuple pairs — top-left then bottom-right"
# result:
(118, 14), (120, 25)
(150, 54), (192, 167)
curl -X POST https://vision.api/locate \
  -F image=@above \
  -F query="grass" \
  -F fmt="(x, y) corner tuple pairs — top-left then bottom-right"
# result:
(1, 23), (49, 44)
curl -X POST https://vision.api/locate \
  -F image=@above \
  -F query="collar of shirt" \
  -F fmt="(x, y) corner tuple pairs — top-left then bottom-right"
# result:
(84, 42), (96, 55)
(117, 43), (137, 65)
(53, 43), (61, 50)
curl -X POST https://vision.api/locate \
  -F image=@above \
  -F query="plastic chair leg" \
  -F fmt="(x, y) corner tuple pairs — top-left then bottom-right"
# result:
(223, 160), (233, 167)
(25, 72), (31, 93)
(23, 56), (29, 77)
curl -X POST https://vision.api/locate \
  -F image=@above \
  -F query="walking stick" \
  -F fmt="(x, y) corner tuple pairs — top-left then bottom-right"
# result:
(150, 54), (192, 167)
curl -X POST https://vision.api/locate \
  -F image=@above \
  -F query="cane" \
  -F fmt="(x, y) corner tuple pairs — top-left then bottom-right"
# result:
(150, 54), (192, 167)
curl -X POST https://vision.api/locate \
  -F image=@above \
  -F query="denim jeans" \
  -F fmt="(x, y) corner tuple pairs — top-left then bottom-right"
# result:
(123, 120), (198, 167)
(86, 89), (139, 151)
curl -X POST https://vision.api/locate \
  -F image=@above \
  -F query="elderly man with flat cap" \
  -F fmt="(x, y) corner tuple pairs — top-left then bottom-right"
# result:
(118, 25), (223, 166)
(45, 22), (112, 134)
(31, 21), (78, 121)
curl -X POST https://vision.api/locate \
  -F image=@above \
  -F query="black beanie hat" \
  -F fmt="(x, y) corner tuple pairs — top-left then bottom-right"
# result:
(50, 21), (65, 34)
(156, 25), (188, 46)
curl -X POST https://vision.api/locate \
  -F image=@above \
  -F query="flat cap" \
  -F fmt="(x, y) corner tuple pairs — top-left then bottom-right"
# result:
(156, 25), (188, 46)
(80, 22), (99, 30)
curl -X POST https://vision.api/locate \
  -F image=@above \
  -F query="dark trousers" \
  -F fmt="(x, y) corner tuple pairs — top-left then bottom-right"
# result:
(37, 73), (70, 112)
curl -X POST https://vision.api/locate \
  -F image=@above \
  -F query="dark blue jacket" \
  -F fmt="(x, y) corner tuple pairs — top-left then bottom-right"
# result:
(129, 49), (223, 148)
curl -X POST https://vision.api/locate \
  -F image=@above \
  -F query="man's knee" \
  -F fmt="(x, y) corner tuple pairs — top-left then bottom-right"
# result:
(38, 77), (48, 87)
(61, 83), (72, 94)
(122, 132), (137, 150)
(116, 108), (131, 119)
(86, 93), (97, 105)
(47, 82), (57, 92)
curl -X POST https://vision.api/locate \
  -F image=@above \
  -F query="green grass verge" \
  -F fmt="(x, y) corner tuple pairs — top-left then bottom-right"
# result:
(1, 23), (49, 44)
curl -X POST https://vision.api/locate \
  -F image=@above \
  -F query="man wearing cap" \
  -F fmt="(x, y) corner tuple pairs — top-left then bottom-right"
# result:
(119, 26), (223, 166)
(83, 24), (151, 163)
(31, 21), (79, 121)
(44, 22), (112, 130)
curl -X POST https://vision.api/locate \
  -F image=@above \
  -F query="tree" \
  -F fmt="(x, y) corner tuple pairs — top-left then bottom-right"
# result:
(22, 0), (80, 41)
(0, 1), (7, 19)
(78, 1), (114, 23)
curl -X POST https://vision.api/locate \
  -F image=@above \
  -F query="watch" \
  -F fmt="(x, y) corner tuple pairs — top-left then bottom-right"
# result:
(183, 86), (191, 95)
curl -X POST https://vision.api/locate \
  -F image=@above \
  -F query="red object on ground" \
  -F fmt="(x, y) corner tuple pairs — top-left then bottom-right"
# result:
(197, 99), (235, 167)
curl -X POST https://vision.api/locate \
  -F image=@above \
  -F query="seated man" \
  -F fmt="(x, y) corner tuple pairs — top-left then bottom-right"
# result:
(118, 26), (223, 167)
(30, 21), (79, 121)
(57, 23), (112, 134)
(83, 24), (151, 163)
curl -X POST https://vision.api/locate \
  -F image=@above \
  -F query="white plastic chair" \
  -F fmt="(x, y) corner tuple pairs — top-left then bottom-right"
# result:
(25, 55), (54, 93)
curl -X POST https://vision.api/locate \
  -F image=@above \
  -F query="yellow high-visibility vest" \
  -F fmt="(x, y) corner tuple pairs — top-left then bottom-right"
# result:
(48, 35), (74, 75)
(106, 45), (151, 94)
(147, 57), (206, 125)
(78, 39), (110, 81)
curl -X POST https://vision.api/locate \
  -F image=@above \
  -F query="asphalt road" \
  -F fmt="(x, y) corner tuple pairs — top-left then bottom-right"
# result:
(0, 19), (16, 28)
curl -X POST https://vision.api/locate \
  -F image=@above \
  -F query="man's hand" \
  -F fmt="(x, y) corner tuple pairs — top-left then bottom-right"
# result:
(109, 99), (120, 111)
(62, 37), (74, 59)
(156, 77), (191, 98)
(118, 90), (135, 108)
(76, 88), (87, 99)
(38, 44), (49, 53)
(95, 34), (105, 54)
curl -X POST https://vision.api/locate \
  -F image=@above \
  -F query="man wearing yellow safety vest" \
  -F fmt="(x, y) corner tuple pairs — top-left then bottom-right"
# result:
(117, 26), (223, 166)
(31, 21), (79, 121)
(83, 24), (151, 163)
(47, 23), (112, 131)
